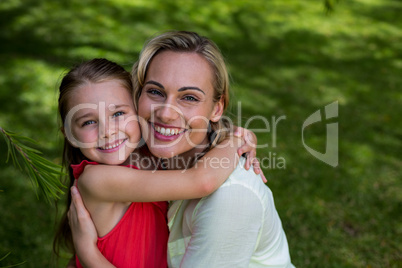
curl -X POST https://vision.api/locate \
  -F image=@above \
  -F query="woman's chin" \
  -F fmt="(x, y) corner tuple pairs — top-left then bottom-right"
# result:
(148, 148), (179, 159)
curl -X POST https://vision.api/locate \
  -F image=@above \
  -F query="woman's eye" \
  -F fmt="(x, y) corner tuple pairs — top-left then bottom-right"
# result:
(113, 111), (125, 117)
(147, 89), (163, 97)
(183, 95), (199, 102)
(82, 120), (96, 127)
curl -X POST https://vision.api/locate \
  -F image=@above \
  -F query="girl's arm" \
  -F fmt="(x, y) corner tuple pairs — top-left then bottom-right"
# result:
(234, 126), (266, 182)
(68, 186), (116, 268)
(78, 137), (246, 203)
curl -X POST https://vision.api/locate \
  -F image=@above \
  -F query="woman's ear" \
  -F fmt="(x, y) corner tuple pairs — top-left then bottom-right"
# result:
(210, 96), (224, 123)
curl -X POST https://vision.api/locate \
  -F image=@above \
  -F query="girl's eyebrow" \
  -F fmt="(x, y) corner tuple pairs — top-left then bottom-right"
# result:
(144, 80), (205, 95)
(112, 104), (131, 110)
(74, 112), (94, 123)
(74, 104), (130, 123)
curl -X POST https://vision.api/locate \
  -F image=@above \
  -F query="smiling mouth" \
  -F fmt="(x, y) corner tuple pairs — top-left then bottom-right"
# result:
(152, 123), (186, 136)
(98, 139), (127, 150)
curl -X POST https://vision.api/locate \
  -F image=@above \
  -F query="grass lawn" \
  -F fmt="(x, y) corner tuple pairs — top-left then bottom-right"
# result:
(0, 0), (401, 267)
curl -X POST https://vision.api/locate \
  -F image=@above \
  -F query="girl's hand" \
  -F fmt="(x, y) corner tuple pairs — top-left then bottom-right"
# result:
(67, 186), (98, 264)
(67, 186), (117, 267)
(233, 127), (267, 183)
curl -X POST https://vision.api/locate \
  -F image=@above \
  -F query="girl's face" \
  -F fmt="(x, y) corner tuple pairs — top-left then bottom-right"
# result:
(138, 51), (224, 158)
(65, 80), (141, 165)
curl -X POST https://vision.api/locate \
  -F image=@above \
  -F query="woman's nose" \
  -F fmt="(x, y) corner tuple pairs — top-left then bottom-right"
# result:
(155, 103), (181, 123)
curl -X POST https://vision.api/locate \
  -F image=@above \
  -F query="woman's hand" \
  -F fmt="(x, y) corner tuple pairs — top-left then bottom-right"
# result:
(233, 126), (267, 183)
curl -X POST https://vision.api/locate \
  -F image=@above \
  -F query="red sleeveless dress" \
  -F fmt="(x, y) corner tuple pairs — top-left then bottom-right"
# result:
(72, 160), (168, 268)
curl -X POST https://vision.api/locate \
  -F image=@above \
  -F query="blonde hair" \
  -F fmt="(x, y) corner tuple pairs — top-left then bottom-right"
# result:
(131, 31), (231, 147)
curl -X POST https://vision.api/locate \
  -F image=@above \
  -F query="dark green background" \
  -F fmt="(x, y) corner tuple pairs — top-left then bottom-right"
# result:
(0, 0), (401, 267)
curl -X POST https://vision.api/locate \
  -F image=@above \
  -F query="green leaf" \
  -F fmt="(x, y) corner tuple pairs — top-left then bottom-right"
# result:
(0, 252), (26, 267)
(0, 127), (66, 203)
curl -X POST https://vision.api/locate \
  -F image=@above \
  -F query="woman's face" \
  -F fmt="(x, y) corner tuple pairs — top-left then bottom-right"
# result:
(138, 51), (223, 158)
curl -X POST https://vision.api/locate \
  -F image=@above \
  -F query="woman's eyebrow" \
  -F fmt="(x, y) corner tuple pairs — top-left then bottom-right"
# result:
(144, 80), (164, 89)
(178, 87), (205, 95)
(144, 80), (206, 95)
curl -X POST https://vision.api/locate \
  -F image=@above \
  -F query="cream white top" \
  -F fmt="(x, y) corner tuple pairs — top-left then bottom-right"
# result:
(167, 157), (295, 267)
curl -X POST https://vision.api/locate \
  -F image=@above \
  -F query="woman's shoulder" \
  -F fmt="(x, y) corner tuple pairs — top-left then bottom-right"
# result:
(227, 157), (269, 184)
(218, 157), (274, 203)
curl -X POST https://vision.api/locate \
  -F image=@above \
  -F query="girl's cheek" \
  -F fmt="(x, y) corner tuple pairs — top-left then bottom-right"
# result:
(77, 129), (98, 143)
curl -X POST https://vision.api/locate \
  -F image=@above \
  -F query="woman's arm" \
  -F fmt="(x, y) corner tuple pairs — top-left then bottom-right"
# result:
(78, 137), (243, 203)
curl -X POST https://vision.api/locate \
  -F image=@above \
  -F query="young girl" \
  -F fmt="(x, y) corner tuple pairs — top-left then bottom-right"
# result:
(54, 58), (260, 267)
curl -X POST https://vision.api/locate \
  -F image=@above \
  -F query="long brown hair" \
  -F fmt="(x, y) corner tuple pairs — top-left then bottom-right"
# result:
(53, 58), (132, 256)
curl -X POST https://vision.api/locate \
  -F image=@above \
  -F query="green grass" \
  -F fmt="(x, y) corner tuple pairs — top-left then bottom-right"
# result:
(1, 0), (401, 267)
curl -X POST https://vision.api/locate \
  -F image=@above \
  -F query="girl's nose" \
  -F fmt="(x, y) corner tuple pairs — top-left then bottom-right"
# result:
(99, 118), (117, 139)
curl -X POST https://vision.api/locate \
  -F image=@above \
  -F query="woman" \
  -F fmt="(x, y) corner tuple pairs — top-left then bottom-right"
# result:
(69, 31), (294, 267)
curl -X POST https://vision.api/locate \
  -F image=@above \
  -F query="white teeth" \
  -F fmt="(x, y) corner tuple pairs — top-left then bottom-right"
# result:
(100, 139), (125, 150)
(154, 125), (184, 136)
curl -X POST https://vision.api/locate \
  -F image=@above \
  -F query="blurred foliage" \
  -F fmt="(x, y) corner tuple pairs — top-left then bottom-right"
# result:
(0, 252), (25, 267)
(0, 127), (65, 204)
(0, 0), (401, 267)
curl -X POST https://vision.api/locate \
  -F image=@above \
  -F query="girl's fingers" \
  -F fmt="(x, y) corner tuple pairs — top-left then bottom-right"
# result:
(71, 186), (90, 219)
(233, 126), (244, 137)
(237, 148), (243, 157)
(261, 171), (267, 183)
(252, 157), (260, 174)
(68, 187), (78, 227)
(245, 154), (251, 170)
(251, 158), (267, 183)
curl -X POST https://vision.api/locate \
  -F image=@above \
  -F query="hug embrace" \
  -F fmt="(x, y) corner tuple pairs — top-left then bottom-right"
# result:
(53, 31), (295, 267)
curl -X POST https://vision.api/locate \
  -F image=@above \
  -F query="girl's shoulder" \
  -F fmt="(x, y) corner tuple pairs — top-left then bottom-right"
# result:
(71, 160), (99, 179)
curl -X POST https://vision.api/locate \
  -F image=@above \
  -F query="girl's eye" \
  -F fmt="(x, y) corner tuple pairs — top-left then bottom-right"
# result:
(147, 89), (164, 97)
(82, 120), (96, 127)
(183, 95), (199, 102)
(113, 111), (125, 118)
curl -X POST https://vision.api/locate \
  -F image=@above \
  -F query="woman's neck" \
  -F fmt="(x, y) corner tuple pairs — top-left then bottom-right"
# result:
(134, 136), (211, 170)
(158, 138), (211, 171)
